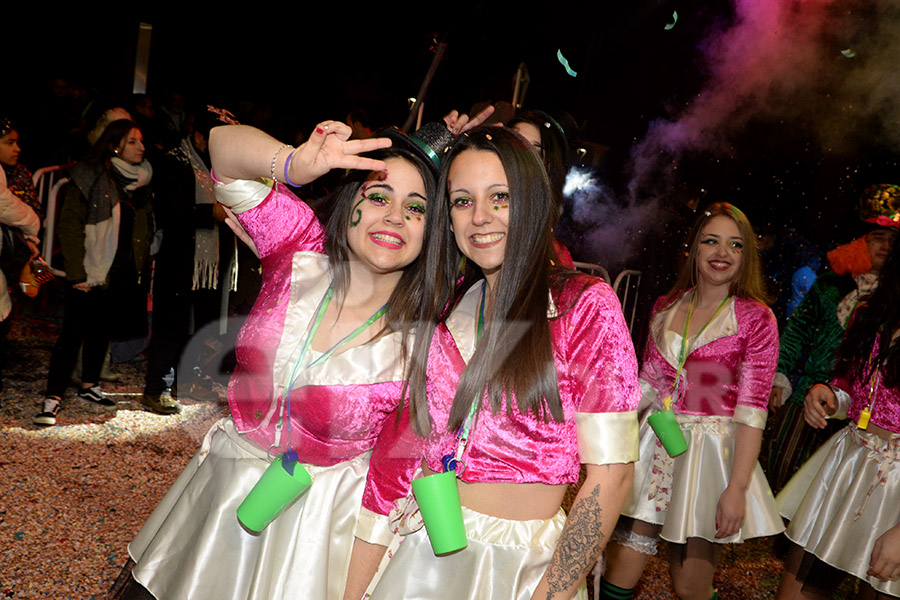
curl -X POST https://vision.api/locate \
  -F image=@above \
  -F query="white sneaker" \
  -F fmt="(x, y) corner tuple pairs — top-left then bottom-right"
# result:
(33, 397), (62, 426)
(77, 385), (116, 407)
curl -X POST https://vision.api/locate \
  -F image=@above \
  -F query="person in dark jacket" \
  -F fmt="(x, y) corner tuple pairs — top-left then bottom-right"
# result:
(140, 111), (230, 413)
(34, 119), (155, 425)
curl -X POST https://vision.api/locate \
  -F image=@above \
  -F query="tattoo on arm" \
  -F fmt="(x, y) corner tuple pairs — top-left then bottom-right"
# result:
(545, 484), (605, 599)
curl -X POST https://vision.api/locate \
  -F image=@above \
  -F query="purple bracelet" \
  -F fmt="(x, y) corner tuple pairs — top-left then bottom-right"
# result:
(283, 150), (301, 187)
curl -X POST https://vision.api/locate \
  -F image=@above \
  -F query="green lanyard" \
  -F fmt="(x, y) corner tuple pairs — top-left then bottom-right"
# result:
(442, 281), (487, 474)
(667, 292), (730, 409)
(272, 283), (387, 455)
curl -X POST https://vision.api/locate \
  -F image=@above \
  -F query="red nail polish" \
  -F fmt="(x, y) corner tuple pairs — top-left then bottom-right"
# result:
(316, 127), (325, 134)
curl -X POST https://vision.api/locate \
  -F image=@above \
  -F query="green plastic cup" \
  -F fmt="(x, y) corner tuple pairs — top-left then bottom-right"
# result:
(236, 454), (312, 533)
(648, 408), (688, 457)
(411, 470), (467, 555)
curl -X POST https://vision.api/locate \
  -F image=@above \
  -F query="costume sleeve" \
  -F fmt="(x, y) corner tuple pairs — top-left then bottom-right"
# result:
(0, 182), (40, 240)
(775, 279), (825, 396)
(356, 402), (423, 546)
(733, 303), (779, 428)
(566, 280), (641, 465)
(827, 367), (854, 420)
(214, 177), (325, 259)
(637, 377), (663, 415)
(636, 296), (675, 406)
(57, 184), (88, 282)
(830, 385), (852, 420)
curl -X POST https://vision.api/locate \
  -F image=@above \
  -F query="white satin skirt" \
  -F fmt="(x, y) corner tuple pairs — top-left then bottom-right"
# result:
(780, 424), (900, 597)
(368, 506), (588, 600)
(621, 413), (784, 544)
(128, 417), (369, 600)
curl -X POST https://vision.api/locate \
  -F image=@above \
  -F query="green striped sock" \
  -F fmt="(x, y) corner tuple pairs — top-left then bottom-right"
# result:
(597, 578), (634, 600)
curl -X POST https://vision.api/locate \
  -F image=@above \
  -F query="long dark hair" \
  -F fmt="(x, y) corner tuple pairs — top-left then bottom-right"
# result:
(84, 119), (141, 165)
(507, 110), (569, 221)
(405, 126), (572, 436)
(667, 202), (770, 305)
(834, 240), (900, 387)
(323, 147), (437, 340)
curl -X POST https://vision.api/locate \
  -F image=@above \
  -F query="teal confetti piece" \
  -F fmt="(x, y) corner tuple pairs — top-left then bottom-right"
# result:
(14, 532), (23, 540)
(665, 11), (678, 30)
(557, 49), (578, 77)
(841, 48), (856, 58)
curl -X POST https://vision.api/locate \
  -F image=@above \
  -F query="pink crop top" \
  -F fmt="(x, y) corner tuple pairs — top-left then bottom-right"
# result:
(360, 275), (640, 521)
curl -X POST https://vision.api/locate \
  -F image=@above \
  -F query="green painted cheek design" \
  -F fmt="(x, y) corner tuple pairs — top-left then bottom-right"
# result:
(349, 198), (366, 227)
(493, 205), (499, 211)
(405, 215), (411, 221)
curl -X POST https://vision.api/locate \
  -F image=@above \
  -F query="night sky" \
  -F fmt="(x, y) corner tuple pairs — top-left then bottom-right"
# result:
(7, 1), (900, 324)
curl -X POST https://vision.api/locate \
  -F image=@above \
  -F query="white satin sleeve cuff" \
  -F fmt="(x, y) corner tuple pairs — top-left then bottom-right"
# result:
(733, 404), (767, 429)
(213, 177), (274, 214)
(829, 385), (852, 420)
(773, 372), (793, 402)
(638, 377), (662, 414)
(355, 507), (395, 547)
(576, 411), (639, 465)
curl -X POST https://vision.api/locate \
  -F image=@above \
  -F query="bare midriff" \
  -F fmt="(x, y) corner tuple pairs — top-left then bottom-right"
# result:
(422, 463), (566, 520)
(868, 422), (897, 442)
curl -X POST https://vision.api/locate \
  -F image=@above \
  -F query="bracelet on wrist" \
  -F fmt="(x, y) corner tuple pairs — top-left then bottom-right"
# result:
(283, 150), (301, 187)
(270, 144), (293, 182)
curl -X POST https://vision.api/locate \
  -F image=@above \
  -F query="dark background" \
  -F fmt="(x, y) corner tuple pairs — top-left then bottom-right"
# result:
(6, 1), (899, 334)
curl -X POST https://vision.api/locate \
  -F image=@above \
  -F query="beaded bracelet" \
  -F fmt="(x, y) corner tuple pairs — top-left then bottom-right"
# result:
(270, 144), (293, 182)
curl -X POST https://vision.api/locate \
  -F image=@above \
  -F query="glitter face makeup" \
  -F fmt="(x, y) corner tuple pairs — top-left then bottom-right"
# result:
(448, 149), (510, 288)
(345, 157), (428, 276)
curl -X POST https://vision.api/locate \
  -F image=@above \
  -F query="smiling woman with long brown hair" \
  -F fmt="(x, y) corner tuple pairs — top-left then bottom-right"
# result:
(115, 121), (448, 600)
(349, 126), (640, 600)
(599, 203), (783, 600)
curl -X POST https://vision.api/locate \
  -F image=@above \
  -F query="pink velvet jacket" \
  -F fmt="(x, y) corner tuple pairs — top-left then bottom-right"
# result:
(832, 335), (900, 433)
(218, 181), (411, 516)
(361, 275), (641, 518)
(640, 293), (779, 427)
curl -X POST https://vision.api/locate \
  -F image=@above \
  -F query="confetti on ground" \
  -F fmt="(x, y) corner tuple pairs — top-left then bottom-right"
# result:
(0, 310), (228, 599)
(665, 11), (679, 30)
(557, 49), (578, 77)
(0, 295), (854, 598)
(841, 48), (857, 58)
